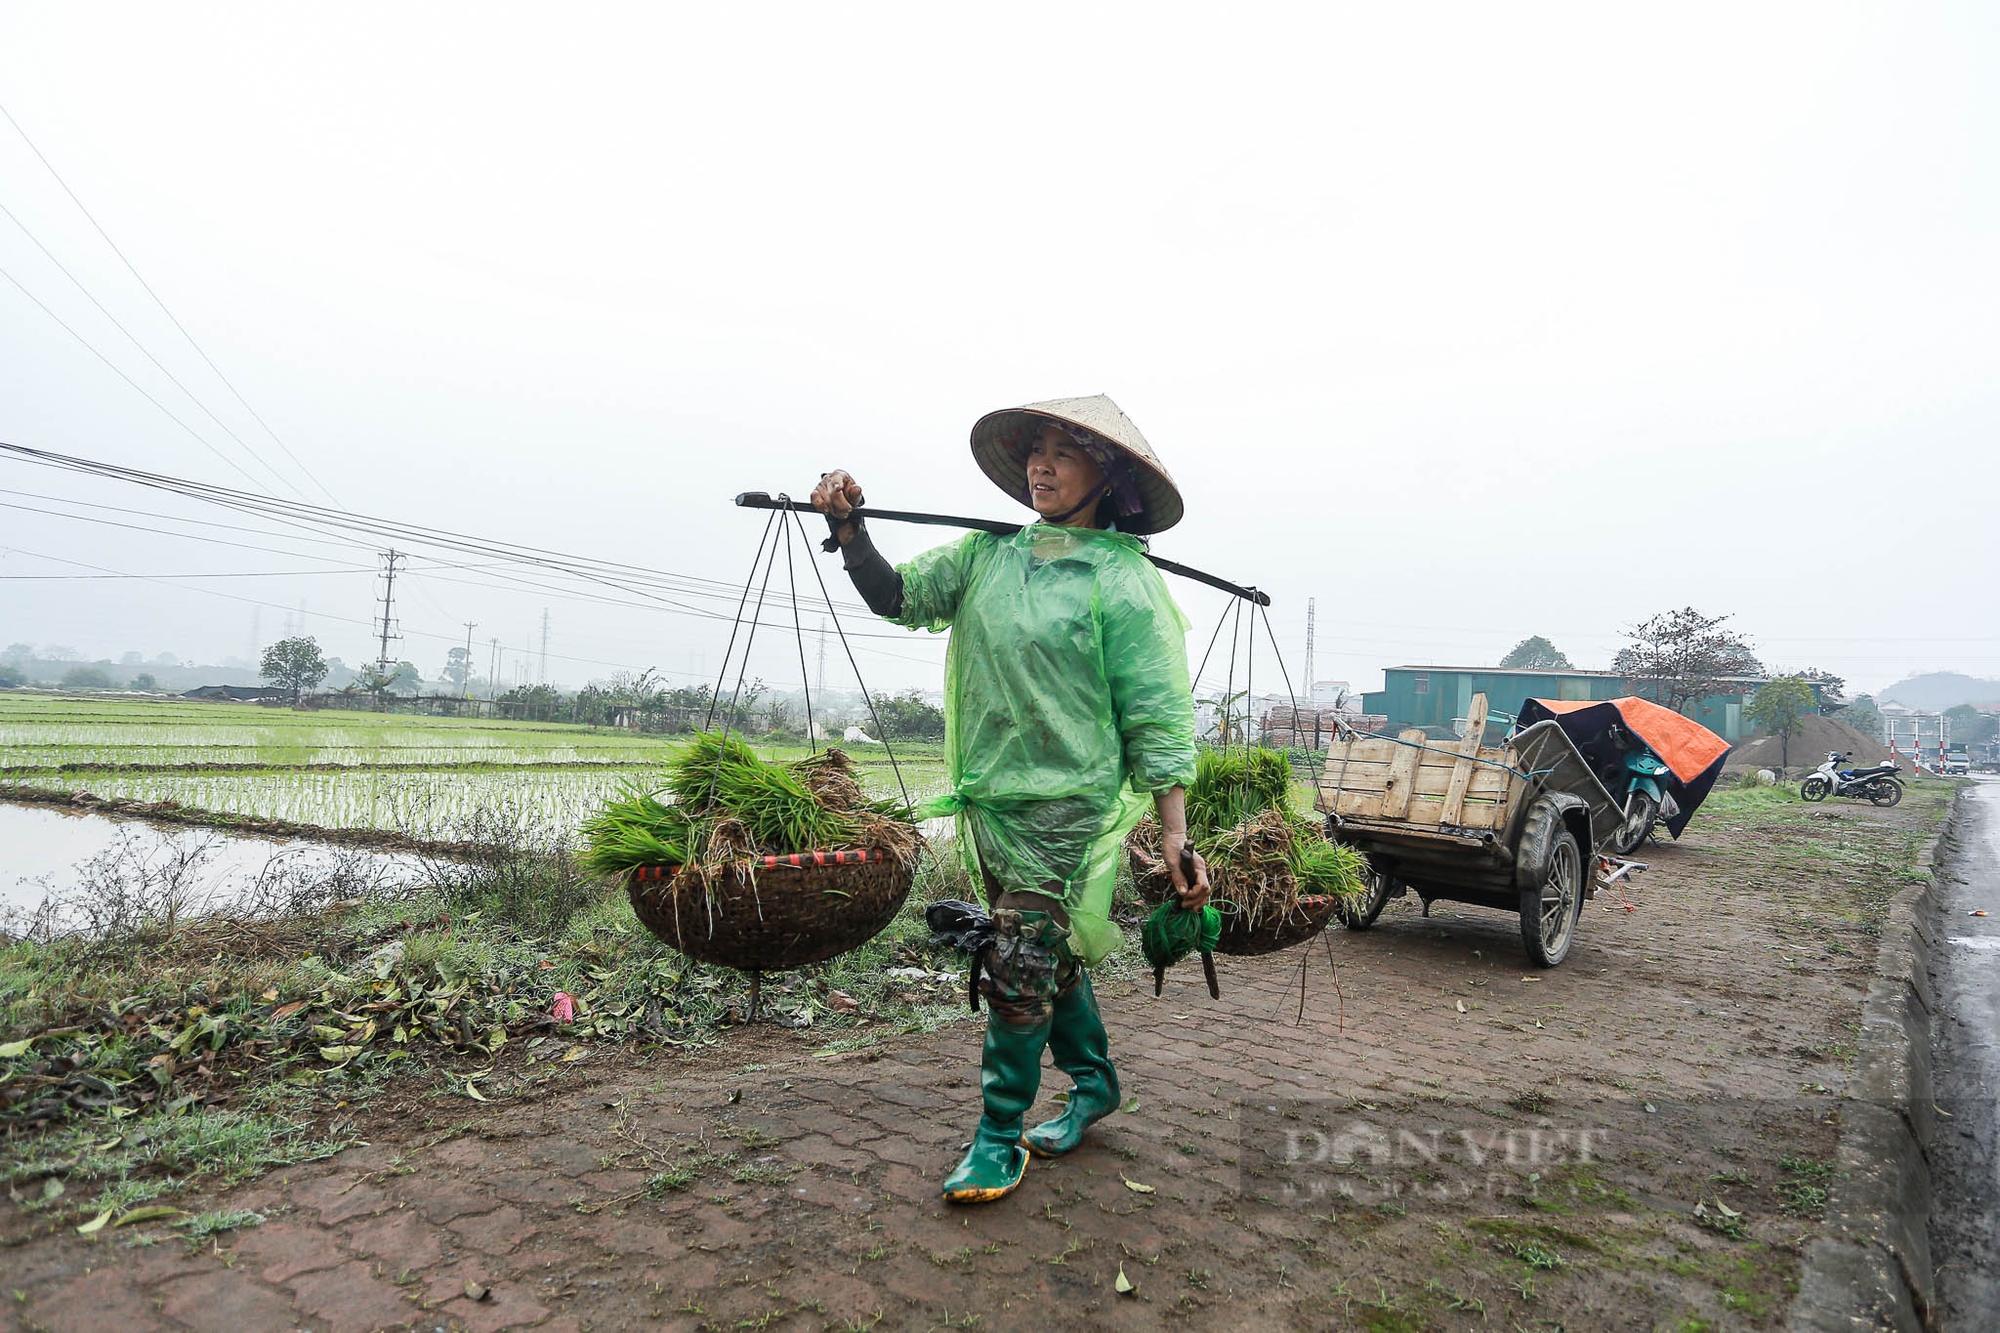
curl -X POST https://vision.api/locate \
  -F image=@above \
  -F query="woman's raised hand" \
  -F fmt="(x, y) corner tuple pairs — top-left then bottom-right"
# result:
(810, 470), (865, 519)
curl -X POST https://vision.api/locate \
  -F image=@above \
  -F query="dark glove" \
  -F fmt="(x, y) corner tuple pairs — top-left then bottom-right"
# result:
(927, 900), (996, 1013)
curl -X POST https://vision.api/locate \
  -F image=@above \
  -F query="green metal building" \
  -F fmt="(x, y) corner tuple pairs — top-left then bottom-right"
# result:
(1361, 666), (1769, 742)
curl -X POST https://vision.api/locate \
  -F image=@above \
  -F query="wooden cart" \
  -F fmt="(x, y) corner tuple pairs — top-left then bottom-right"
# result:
(1314, 693), (1625, 965)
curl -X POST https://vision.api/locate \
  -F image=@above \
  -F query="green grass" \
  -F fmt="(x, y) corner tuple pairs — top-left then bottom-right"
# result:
(0, 814), (1018, 1217)
(1701, 783), (1813, 815)
(5, 1110), (349, 1216)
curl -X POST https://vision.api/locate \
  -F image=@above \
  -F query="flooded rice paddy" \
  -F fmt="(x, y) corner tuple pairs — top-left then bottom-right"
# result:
(0, 696), (951, 925)
(0, 801), (443, 920)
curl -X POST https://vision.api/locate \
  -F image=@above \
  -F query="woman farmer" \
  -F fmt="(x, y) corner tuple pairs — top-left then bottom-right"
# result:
(811, 394), (1210, 1205)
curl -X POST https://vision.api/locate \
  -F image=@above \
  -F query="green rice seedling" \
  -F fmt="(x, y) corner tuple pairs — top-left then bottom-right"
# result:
(1290, 833), (1367, 899)
(1185, 747), (1292, 839)
(705, 754), (854, 851)
(581, 735), (919, 881)
(576, 787), (695, 877)
(665, 731), (765, 811)
(1134, 745), (1364, 923)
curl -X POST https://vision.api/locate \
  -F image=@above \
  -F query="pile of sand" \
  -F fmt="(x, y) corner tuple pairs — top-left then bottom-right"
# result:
(1724, 713), (1891, 773)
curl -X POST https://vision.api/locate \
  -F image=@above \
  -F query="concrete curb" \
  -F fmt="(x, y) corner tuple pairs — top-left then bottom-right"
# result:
(1788, 790), (1965, 1333)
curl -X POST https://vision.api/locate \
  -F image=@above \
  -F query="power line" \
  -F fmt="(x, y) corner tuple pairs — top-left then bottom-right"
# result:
(0, 444), (935, 651)
(0, 496), (380, 566)
(0, 567), (373, 580)
(0, 485), (949, 670)
(0, 444), (880, 615)
(0, 263), (277, 493)
(1, 545), (683, 675)
(0, 100), (338, 505)
(0, 198), (308, 500)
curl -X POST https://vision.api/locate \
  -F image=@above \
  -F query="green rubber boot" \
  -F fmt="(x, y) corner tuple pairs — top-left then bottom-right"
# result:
(1023, 971), (1120, 1157)
(941, 1014), (1049, 1203)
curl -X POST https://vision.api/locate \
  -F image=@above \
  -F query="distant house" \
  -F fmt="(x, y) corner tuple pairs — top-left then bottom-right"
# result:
(181, 685), (283, 702)
(1877, 702), (1947, 767)
(1360, 666), (1806, 743)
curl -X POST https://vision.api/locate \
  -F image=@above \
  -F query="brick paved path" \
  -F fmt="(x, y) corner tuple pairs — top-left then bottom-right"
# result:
(4, 797), (1935, 1331)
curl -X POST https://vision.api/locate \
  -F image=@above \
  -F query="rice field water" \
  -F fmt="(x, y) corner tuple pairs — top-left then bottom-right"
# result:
(0, 696), (948, 841)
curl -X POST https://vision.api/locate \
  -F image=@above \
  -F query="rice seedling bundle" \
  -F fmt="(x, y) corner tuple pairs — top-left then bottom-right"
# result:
(579, 734), (918, 885)
(1131, 746), (1364, 929)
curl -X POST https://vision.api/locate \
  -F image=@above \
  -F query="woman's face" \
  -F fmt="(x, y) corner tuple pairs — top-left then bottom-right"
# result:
(1023, 424), (1107, 525)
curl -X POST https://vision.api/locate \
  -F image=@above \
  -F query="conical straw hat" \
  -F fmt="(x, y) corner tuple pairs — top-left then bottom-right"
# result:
(969, 394), (1184, 535)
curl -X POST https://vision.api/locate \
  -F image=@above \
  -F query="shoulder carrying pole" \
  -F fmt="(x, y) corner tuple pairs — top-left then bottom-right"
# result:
(733, 492), (1271, 606)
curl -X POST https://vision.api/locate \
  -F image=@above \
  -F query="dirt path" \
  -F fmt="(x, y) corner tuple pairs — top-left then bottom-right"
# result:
(2, 787), (1952, 1332)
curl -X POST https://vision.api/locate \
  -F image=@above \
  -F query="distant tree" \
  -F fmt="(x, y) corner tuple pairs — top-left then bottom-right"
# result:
(2, 642), (31, 665)
(869, 689), (946, 741)
(1945, 703), (1999, 749)
(261, 636), (329, 705)
(711, 678), (766, 731)
(1837, 695), (1884, 744)
(1499, 636), (1573, 671)
(498, 683), (565, 720)
(1747, 675), (1818, 769)
(352, 662), (421, 702)
(41, 645), (79, 661)
(0, 663), (21, 689)
(1794, 667), (1846, 703)
(441, 646), (473, 696)
(61, 665), (113, 690)
(130, 672), (158, 691)
(1613, 607), (1762, 715)
(1720, 639), (1764, 677)
(765, 696), (796, 735)
(654, 683), (715, 733)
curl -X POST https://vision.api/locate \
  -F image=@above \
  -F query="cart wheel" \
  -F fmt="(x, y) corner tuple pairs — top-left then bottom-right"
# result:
(1336, 869), (1394, 931)
(1520, 826), (1582, 967)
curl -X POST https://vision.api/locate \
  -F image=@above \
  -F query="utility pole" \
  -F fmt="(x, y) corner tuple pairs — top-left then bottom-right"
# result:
(460, 621), (478, 699)
(487, 638), (500, 702)
(538, 608), (550, 685)
(248, 607), (260, 664)
(816, 618), (828, 694)
(1304, 597), (1316, 699)
(375, 550), (403, 677)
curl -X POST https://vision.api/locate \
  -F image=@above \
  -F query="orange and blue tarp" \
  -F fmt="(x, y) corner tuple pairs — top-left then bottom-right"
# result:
(1514, 696), (1731, 838)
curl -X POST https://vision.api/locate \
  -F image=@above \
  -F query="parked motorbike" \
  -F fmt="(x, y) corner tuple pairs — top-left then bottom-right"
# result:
(1513, 697), (1728, 855)
(1801, 752), (1903, 807)
(1608, 740), (1679, 855)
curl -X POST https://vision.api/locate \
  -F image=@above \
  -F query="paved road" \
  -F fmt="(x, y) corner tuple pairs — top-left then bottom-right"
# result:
(0, 788), (1952, 1332)
(1930, 776), (2000, 1330)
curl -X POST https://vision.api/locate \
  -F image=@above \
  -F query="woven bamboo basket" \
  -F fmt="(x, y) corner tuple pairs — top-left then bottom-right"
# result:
(1125, 841), (1338, 957)
(626, 848), (914, 972)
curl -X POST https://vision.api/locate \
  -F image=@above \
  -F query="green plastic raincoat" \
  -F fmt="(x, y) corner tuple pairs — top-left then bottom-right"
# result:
(895, 524), (1199, 965)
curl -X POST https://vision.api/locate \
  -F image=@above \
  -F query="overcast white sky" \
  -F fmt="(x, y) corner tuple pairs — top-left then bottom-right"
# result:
(1, 2), (1994, 703)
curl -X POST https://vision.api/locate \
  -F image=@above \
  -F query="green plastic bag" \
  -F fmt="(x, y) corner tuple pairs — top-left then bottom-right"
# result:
(894, 524), (1198, 966)
(1141, 900), (1222, 972)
